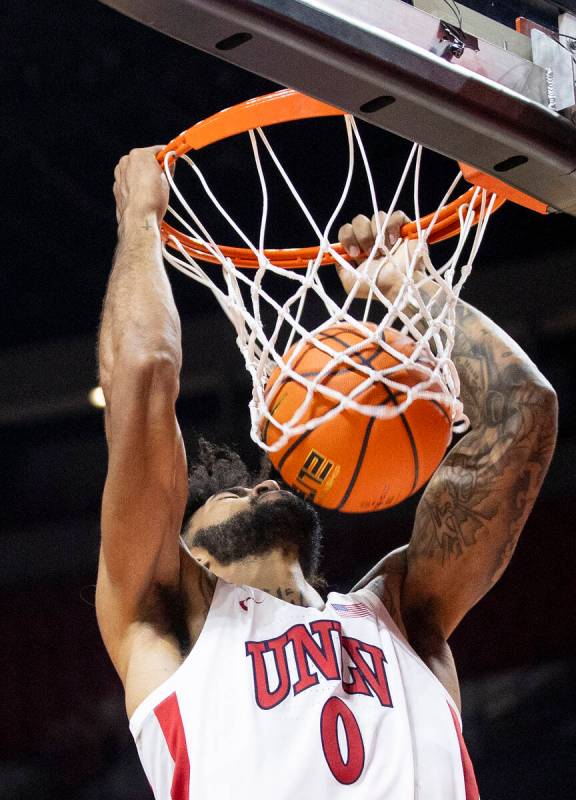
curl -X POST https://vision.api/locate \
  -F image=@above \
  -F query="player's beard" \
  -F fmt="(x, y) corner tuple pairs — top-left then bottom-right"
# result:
(192, 491), (323, 578)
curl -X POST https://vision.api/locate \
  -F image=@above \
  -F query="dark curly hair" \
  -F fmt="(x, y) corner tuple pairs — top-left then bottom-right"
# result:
(186, 438), (272, 517)
(184, 438), (324, 587)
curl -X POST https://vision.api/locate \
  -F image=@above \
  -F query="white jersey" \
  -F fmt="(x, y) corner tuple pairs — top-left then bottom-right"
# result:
(130, 579), (479, 800)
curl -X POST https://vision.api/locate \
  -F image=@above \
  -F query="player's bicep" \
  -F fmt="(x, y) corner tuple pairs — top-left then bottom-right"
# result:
(402, 383), (557, 638)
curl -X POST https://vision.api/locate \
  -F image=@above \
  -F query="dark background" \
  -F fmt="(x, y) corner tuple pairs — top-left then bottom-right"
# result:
(1, 1), (575, 798)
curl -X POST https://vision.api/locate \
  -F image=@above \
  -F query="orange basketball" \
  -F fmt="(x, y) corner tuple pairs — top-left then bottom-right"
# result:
(262, 324), (452, 513)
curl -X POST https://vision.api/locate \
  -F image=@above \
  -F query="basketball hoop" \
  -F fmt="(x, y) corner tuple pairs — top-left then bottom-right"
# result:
(157, 89), (515, 267)
(156, 89), (533, 491)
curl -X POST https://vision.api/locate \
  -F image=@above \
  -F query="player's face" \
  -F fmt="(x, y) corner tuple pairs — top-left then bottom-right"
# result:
(188, 480), (286, 532)
(185, 481), (322, 576)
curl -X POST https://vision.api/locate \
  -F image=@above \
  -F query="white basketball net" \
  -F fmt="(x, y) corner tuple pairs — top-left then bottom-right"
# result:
(161, 116), (497, 453)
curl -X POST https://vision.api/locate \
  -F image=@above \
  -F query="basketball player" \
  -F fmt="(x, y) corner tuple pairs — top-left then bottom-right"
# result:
(97, 147), (557, 798)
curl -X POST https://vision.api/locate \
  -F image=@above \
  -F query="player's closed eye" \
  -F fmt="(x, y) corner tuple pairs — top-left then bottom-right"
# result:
(217, 487), (249, 500)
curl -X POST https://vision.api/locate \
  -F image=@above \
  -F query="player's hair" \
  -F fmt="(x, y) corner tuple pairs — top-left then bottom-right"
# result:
(186, 437), (271, 516)
(185, 438), (325, 587)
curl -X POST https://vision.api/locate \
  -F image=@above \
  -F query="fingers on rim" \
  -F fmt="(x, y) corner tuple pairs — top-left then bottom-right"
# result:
(370, 211), (387, 240)
(388, 209), (411, 230)
(371, 209), (412, 246)
(337, 222), (360, 256)
(351, 214), (374, 253)
(340, 209), (414, 256)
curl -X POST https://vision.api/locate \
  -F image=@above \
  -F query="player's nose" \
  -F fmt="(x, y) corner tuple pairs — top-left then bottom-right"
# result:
(252, 480), (280, 497)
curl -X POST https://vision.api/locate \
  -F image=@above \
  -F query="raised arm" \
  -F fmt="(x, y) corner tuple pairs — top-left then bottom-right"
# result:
(401, 300), (557, 638)
(96, 148), (189, 680)
(339, 213), (558, 641)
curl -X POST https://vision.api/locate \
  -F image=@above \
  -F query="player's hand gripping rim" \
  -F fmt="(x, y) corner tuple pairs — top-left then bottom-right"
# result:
(336, 210), (432, 302)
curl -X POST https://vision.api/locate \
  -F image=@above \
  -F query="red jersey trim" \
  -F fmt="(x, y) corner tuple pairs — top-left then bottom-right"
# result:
(154, 691), (191, 800)
(448, 702), (480, 800)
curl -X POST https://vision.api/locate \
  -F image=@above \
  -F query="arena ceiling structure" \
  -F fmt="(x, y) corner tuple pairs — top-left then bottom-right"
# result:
(1, 2), (575, 798)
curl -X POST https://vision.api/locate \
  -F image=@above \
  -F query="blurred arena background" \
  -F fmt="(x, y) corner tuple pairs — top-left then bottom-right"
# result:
(1, 1), (575, 797)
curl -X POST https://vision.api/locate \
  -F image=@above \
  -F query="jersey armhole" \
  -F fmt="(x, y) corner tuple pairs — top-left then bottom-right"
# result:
(356, 583), (410, 642)
(129, 577), (226, 737)
(357, 587), (462, 723)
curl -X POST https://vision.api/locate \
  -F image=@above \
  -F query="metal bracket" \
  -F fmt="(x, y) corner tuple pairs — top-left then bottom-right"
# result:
(431, 21), (479, 61)
(530, 12), (576, 118)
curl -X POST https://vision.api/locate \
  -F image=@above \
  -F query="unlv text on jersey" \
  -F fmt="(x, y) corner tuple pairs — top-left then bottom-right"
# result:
(245, 619), (394, 710)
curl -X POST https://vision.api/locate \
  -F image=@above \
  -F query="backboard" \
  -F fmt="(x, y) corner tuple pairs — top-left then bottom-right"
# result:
(100, 0), (576, 215)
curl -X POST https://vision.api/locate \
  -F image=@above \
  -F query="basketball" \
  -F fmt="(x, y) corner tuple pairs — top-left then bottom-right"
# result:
(262, 324), (452, 513)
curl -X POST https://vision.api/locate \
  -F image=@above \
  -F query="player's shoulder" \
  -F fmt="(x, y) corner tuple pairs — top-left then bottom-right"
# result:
(350, 545), (408, 632)
(351, 548), (461, 705)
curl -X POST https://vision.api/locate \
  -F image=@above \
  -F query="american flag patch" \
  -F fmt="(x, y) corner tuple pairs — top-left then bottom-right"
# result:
(330, 602), (372, 618)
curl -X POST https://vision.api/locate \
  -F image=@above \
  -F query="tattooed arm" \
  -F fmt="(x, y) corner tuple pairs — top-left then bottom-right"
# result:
(400, 301), (557, 638)
(340, 213), (558, 641)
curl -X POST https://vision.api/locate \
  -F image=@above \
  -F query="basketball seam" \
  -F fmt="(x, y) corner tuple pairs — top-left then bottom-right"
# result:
(305, 331), (390, 388)
(267, 327), (369, 399)
(277, 428), (313, 473)
(274, 327), (380, 387)
(338, 337), (421, 499)
(380, 379), (420, 495)
(430, 399), (451, 425)
(327, 334), (420, 508)
(335, 416), (376, 512)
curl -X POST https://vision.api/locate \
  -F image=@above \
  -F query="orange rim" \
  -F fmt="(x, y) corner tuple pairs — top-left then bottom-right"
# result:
(158, 89), (505, 268)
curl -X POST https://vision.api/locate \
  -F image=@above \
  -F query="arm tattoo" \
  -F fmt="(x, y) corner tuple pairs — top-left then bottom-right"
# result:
(413, 484), (496, 566)
(410, 302), (557, 592)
